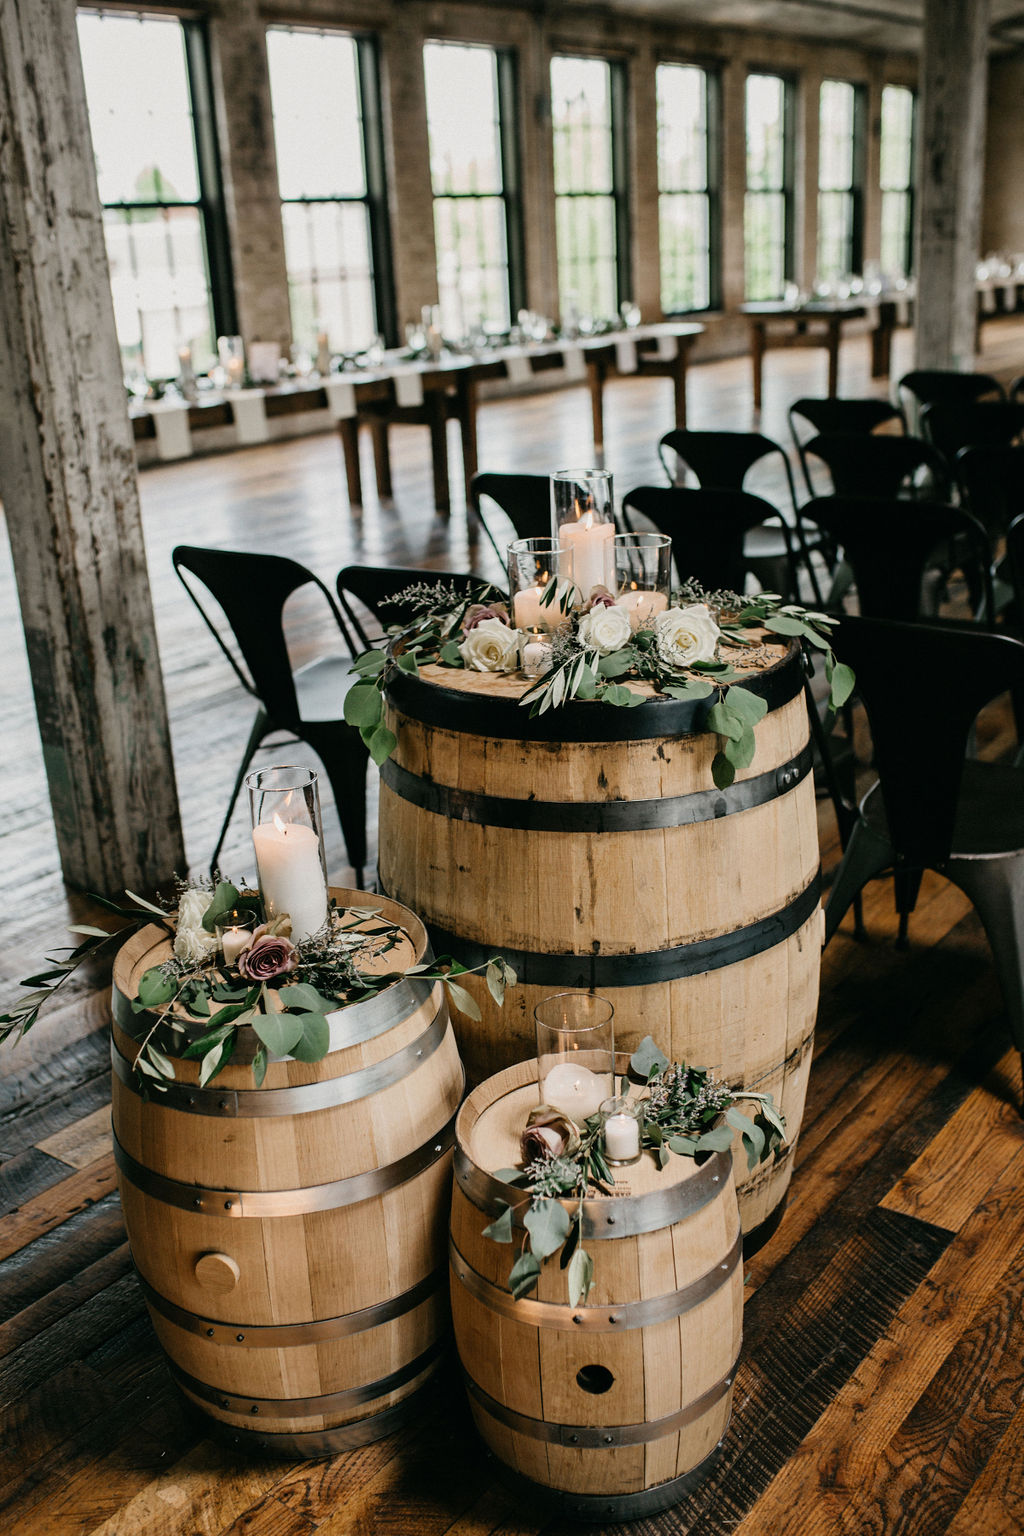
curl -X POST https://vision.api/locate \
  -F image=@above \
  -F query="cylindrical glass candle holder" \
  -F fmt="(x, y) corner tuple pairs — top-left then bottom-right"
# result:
(507, 537), (576, 639)
(216, 910), (257, 965)
(550, 469), (616, 603)
(245, 765), (329, 944)
(599, 1096), (643, 1165)
(217, 334), (245, 389)
(535, 992), (615, 1122)
(614, 532), (672, 630)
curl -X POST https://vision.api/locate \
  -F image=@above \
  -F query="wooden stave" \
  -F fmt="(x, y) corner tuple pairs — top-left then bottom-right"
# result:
(378, 662), (822, 1242)
(449, 1061), (743, 1505)
(110, 888), (463, 1448)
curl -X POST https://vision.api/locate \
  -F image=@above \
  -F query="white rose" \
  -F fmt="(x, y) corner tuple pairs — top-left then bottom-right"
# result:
(458, 617), (521, 672)
(173, 888), (220, 966)
(578, 603), (632, 656)
(654, 603), (721, 670)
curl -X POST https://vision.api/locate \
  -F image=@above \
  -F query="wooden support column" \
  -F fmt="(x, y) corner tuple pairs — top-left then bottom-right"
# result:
(0, 0), (185, 894)
(914, 0), (990, 370)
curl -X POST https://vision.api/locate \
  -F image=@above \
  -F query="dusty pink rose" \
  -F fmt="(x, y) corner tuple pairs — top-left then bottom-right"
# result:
(463, 602), (510, 631)
(584, 587), (616, 611)
(238, 930), (297, 981)
(520, 1106), (581, 1163)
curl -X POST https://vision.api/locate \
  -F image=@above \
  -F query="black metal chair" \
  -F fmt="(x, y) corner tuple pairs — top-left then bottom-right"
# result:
(469, 472), (552, 566)
(336, 564), (500, 649)
(655, 428), (818, 601)
(897, 369), (1005, 433)
(920, 400), (1024, 467)
(823, 614), (1024, 1097)
(621, 485), (792, 595)
(800, 497), (994, 623)
(1010, 375), (1024, 406)
(957, 445), (1024, 538)
(800, 432), (951, 502)
(172, 546), (369, 885)
(788, 397), (905, 498)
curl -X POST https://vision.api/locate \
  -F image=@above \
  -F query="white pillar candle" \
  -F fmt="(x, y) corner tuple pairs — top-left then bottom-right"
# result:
(603, 1112), (641, 1161)
(225, 356), (245, 389)
(251, 815), (328, 943)
(513, 586), (548, 631)
(542, 1062), (609, 1120)
(560, 514), (614, 599)
(617, 589), (669, 630)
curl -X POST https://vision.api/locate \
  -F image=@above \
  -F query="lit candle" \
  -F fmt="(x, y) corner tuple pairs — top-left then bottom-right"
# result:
(218, 911), (255, 964)
(177, 345), (192, 371)
(522, 639), (552, 676)
(560, 511), (614, 600)
(251, 813), (328, 943)
(513, 585), (548, 630)
(617, 589), (669, 630)
(603, 1111), (640, 1162)
(316, 331), (330, 375)
(225, 356), (245, 389)
(542, 1063), (608, 1120)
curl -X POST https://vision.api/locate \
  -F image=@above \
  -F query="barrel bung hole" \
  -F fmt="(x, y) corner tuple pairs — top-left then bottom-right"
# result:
(576, 1364), (615, 1395)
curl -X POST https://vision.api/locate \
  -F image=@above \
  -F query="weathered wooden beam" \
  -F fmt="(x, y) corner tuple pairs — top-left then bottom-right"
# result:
(0, 0), (185, 893)
(914, 0), (991, 371)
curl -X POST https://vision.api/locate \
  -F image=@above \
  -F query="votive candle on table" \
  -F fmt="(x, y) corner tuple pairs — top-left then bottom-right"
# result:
(217, 911), (256, 964)
(618, 587), (669, 629)
(507, 539), (574, 647)
(246, 766), (329, 944)
(535, 991), (615, 1124)
(542, 1063), (609, 1119)
(614, 533), (672, 629)
(601, 1097), (642, 1163)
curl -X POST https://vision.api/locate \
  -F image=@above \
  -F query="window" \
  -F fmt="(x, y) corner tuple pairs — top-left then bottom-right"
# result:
(817, 80), (864, 283)
(77, 9), (233, 378)
(423, 42), (522, 339)
(551, 55), (629, 320)
(744, 74), (793, 301)
(880, 86), (916, 281)
(266, 27), (393, 355)
(657, 63), (717, 313)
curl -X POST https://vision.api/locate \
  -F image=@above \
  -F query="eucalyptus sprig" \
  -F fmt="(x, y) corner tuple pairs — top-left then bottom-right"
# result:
(484, 1036), (785, 1305)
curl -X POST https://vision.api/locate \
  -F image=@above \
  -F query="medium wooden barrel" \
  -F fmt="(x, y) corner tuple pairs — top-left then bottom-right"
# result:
(450, 1061), (743, 1521)
(379, 636), (822, 1250)
(110, 888), (462, 1458)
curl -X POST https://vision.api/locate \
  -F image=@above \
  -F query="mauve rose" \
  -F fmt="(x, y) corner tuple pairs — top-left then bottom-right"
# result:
(238, 932), (297, 981)
(584, 587), (616, 611)
(521, 1106), (581, 1163)
(463, 602), (510, 631)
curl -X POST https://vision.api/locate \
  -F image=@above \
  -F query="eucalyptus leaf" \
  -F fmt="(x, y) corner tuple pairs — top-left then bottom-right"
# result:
(829, 661), (856, 709)
(706, 701), (745, 741)
(509, 1251), (542, 1299)
(694, 1124), (734, 1153)
(252, 1044), (268, 1088)
(722, 685), (768, 726)
(483, 1203), (514, 1244)
(630, 1035), (669, 1079)
(252, 1010), (306, 1057)
(365, 724), (397, 766)
(723, 727), (757, 771)
(344, 683), (384, 728)
(567, 1246), (594, 1306)
(279, 982), (336, 1014)
(667, 1136), (697, 1156)
(597, 650), (634, 677)
(137, 968), (176, 1009)
(351, 650), (387, 675)
(288, 1010), (332, 1063)
(524, 1199), (571, 1260)
(763, 614), (807, 637)
(600, 683), (644, 707)
(662, 680), (713, 701)
(712, 750), (737, 789)
(439, 640), (463, 666)
(396, 652), (419, 674)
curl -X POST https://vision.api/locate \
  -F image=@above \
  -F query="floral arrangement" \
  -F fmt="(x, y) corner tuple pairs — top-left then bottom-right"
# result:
(0, 878), (514, 1090)
(482, 1037), (785, 1305)
(345, 578), (853, 789)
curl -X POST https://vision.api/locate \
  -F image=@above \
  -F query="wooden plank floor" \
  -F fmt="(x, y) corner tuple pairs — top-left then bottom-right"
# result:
(2, 323), (1024, 1534)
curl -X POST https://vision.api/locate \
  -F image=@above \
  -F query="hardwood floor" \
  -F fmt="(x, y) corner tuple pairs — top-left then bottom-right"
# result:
(2, 322), (1024, 1534)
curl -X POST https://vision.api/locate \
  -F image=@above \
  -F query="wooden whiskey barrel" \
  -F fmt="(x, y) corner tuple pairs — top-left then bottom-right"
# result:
(110, 888), (462, 1458)
(379, 636), (822, 1251)
(450, 1061), (743, 1520)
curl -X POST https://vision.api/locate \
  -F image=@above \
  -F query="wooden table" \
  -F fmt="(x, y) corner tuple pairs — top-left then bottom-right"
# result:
(740, 301), (894, 410)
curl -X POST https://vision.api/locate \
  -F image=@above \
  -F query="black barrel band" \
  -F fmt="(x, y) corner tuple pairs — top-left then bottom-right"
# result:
(386, 640), (800, 742)
(112, 1108), (457, 1216)
(486, 1440), (727, 1521)
(449, 1224), (741, 1328)
(202, 1382), (435, 1459)
(380, 741), (812, 832)
(169, 1336), (445, 1417)
(424, 873), (821, 988)
(138, 1268), (443, 1346)
(464, 1353), (738, 1447)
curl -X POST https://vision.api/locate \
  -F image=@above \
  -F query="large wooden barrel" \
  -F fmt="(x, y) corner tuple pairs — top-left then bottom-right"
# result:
(110, 888), (462, 1458)
(450, 1061), (743, 1521)
(379, 635), (822, 1250)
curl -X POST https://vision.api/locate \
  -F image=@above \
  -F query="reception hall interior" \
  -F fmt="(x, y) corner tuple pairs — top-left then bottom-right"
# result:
(2, 1), (1024, 1532)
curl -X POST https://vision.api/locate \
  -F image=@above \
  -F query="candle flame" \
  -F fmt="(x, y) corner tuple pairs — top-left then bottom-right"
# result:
(630, 580), (638, 592)
(581, 511), (595, 530)
(273, 812), (287, 835)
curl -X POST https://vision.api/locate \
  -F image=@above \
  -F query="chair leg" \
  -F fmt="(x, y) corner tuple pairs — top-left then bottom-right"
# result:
(947, 852), (1024, 1109)
(304, 727), (371, 890)
(211, 711), (269, 877)
(824, 815), (894, 945)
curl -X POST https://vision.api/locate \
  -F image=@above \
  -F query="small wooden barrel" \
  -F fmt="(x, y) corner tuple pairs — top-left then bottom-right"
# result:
(110, 888), (462, 1458)
(450, 1061), (743, 1521)
(379, 635), (822, 1250)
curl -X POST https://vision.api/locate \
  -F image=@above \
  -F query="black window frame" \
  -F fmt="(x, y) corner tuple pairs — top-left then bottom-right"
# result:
(550, 51), (632, 316)
(655, 58), (722, 315)
(879, 84), (917, 281)
(743, 69), (796, 301)
(816, 77), (867, 281)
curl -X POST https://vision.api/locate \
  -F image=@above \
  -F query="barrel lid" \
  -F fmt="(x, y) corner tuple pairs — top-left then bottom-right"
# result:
(386, 632), (800, 742)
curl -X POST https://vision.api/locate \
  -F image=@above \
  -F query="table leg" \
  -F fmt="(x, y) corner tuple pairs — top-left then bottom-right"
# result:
(750, 322), (765, 412)
(369, 418), (392, 499)
(427, 394), (450, 514)
(337, 419), (362, 508)
(671, 345), (690, 429)
(456, 373), (479, 503)
(827, 317), (841, 398)
(587, 362), (605, 460)
(871, 302), (894, 379)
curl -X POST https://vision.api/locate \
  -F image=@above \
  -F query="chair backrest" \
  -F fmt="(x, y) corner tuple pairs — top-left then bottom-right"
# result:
(1006, 514), (1024, 622)
(470, 472), (552, 560)
(1011, 374), (1024, 406)
(621, 485), (783, 593)
(337, 564), (499, 648)
(801, 496), (992, 621)
(898, 369), (1005, 414)
(788, 397), (905, 496)
(920, 400), (1024, 464)
(828, 613), (1024, 868)
(173, 546), (351, 725)
(959, 446), (1024, 539)
(657, 428), (798, 514)
(802, 432), (951, 501)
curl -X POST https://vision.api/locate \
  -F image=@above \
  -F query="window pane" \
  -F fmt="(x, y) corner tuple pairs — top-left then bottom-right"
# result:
(78, 12), (199, 204)
(555, 195), (617, 318)
(745, 193), (786, 301)
(817, 190), (854, 283)
(657, 63), (712, 313)
(434, 197), (510, 334)
(281, 201), (376, 352)
(266, 28), (367, 199)
(880, 86), (915, 278)
(746, 74), (788, 298)
(819, 81), (855, 192)
(552, 56), (613, 194)
(104, 207), (214, 377)
(424, 42), (502, 194)
(746, 75), (785, 192)
(881, 189), (912, 280)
